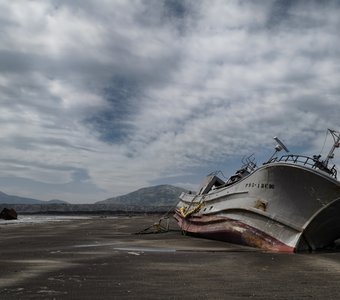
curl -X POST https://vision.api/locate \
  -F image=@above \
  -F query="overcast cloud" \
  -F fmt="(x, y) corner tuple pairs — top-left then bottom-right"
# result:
(0, 0), (339, 203)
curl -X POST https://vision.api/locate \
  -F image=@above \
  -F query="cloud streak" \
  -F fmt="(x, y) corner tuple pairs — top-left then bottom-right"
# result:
(0, 0), (339, 202)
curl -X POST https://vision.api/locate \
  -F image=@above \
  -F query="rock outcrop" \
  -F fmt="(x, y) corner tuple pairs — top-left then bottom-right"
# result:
(0, 208), (18, 220)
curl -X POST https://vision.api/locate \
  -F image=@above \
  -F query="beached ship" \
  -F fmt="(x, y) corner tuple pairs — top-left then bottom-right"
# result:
(174, 129), (340, 252)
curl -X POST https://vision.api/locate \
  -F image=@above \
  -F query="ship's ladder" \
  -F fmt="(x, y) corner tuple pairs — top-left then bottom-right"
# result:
(136, 202), (179, 235)
(136, 215), (171, 234)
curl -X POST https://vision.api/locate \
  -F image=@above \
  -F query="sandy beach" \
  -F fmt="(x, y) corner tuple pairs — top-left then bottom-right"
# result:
(1, 215), (340, 299)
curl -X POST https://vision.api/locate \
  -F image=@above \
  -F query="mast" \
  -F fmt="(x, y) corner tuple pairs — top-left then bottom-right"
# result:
(324, 129), (340, 166)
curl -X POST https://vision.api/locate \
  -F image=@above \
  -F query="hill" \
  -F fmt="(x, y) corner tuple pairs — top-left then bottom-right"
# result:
(0, 185), (186, 213)
(96, 184), (187, 207)
(0, 191), (68, 205)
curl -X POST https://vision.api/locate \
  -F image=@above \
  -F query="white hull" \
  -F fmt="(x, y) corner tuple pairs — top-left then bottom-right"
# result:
(175, 162), (340, 252)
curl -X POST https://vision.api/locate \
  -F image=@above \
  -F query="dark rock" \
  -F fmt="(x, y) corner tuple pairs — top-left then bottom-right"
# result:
(0, 208), (18, 220)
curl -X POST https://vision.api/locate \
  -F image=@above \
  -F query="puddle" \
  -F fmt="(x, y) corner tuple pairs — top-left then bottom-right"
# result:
(114, 247), (176, 253)
(72, 242), (119, 248)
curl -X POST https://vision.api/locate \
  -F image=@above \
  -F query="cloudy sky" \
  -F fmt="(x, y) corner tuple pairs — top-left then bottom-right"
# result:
(1, 0), (340, 203)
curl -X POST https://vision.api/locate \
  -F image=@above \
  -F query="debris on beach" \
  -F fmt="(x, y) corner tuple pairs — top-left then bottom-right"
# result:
(0, 208), (18, 220)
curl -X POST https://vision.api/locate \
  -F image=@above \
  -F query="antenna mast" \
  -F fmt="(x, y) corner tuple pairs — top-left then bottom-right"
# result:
(325, 129), (340, 166)
(267, 136), (290, 162)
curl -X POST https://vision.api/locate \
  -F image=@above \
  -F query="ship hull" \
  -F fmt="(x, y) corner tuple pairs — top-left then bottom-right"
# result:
(174, 213), (295, 252)
(175, 163), (340, 252)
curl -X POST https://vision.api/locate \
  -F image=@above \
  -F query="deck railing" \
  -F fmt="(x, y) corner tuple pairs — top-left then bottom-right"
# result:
(265, 154), (337, 179)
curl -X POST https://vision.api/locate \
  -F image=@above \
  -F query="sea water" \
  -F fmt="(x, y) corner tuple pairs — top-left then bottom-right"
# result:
(0, 214), (91, 226)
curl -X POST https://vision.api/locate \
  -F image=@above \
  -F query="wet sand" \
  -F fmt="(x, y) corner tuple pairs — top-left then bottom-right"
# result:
(1, 215), (340, 299)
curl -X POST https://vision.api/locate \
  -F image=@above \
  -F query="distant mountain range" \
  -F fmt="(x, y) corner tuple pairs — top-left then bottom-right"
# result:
(0, 191), (68, 205)
(0, 185), (188, 213)
(96, 184), (187, 207)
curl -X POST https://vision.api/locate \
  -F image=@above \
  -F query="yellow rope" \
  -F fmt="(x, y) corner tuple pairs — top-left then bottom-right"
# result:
(179, 203), (203, 218)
